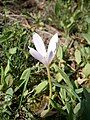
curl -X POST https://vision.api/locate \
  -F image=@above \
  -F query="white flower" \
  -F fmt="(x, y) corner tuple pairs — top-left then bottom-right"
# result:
(28, 33), (58, 67)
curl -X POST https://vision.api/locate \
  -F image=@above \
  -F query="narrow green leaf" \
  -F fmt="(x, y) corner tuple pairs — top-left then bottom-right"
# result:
(75, 49), (81, 64)
(58, 67), (73, 89)
(74, 103), (81, 114)
(5, 60), (10, 76)
(55, 0), (61, 16)
(0, 85), (3, 90)
(60, 87), (67, 104)
(50, 99), (62, 112)
(57, 46), (63, 60)
(82, 63), (90, 77)
(35, 81), (48, 95)
(20, 68), (31, 81)
(0, 31), (13, 43)
(1, 66), (4, 85)
(14, 79), (26, 92)
(23, 90), (28, 97)
(75, 88), (83, 94)
(54, 83), (81, 102)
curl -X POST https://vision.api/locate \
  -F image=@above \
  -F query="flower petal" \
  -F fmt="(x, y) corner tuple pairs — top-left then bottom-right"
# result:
(33, 33), (46, 57)
(47, 51), (55, 65)
(29, 47), (47, 65)
(47, 33), (58, 60)
(29, 47), (43, 62)
(47, 33), (58, 53)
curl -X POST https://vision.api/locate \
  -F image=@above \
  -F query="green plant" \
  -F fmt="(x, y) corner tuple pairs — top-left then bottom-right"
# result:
(55, 0), (90, 37)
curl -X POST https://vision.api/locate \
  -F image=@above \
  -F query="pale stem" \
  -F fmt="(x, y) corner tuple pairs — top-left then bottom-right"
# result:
(46, 66), (52, 99)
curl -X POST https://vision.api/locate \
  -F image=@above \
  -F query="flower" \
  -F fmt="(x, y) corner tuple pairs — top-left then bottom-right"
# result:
(28, 33), (58, 67)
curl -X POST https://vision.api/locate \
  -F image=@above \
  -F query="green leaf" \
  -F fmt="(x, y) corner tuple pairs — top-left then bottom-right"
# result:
(50, 99), (62, 112)
(75, 88), (83, 94)
(5, 74), (13, 87)
(23, 90), (28, 97)
(20, 68), (31, 81)
(35, 81), (48, 95)
(16, 68), (31, 102)
(55, 0), (61, 16)
(5, 59), (10, 76)
(75, 49), (81, 64)
(56, 73), (63, 82)
(0, 31), (13, 43)
(82, 63), (90, 77)
(85, 47), (90, 54)
(14, 79), (26, 92)
(85, 17), (90, 23)
(0, 85), (3, 90)
(15, 68), (31, 92)
(5, 88), (13, 102)
(6, 88), (13, 96)
(74, 103), (81, 114)
(82, 33), (90, 45)
(9, 47), (17, 54)
(51, 63), (59, 72)
(57, 46), (63, 60)
(58, 67), (73, 89)
(60, 87), (67, 104)
(1, 66), (4, 85)
(54, 83), (81, 102)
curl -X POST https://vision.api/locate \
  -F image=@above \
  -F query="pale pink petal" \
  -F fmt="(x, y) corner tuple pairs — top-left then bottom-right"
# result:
(29, 47), (43, 61)
(47, 51), (55, 65)
(29, 47), (48, 65)
(33, 33), (46, 57)
(47, 33), (58, 56)
(47, 33), (58, 62)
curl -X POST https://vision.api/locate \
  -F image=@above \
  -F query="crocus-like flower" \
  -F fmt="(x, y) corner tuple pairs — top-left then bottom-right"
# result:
(28, 33), (58, 67)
